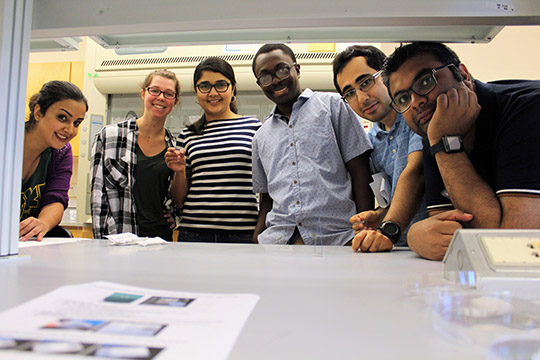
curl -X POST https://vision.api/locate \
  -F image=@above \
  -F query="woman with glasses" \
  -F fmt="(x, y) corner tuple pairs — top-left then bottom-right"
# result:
(91, 69), (181, 241)
(20, 81), (88, 241)
(165, 57), (262, 243)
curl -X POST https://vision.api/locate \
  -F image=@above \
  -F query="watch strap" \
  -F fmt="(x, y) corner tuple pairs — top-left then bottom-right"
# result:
(430, 139), (445, 156)
(377, 221), (401, 245)
(430, 135), (464, 156)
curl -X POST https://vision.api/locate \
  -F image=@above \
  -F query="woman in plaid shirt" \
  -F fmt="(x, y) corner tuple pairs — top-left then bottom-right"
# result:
(91, 69), (182, 241)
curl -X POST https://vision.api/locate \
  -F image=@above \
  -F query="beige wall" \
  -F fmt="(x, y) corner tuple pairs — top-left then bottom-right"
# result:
(26, 61), (85, 156)
(381, 26), (540, 81)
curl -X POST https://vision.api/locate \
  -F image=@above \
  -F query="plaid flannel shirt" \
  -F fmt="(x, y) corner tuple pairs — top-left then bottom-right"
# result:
(90, 120), (176, 238)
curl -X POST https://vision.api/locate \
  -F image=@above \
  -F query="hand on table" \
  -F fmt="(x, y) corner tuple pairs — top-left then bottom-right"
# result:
(408, 209), (473, 261)
(19, 217), (49, 241)
(350, 210), (381, 234)
(352, 230), (393, 253)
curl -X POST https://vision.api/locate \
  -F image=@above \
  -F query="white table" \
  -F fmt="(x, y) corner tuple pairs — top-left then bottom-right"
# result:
(0, 240), (488, 359)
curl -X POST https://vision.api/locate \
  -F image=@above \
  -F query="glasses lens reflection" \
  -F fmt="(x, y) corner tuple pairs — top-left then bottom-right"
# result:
(258, 65), (293, 87)
(342, 71), (381, 104)
(147, 87), (176, 100)
(197, 82), (230, 94)
(391, 64), (453, 113)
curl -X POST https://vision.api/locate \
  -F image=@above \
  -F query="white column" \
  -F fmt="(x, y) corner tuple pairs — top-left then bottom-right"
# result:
(0, 0), (33, 256)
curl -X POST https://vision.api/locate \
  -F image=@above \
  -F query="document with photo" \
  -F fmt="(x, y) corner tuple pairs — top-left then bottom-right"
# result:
(0, 281), (259, 360)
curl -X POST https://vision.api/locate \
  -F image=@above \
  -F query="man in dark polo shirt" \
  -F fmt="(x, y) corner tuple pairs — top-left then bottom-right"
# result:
(382, 41), (540, 260)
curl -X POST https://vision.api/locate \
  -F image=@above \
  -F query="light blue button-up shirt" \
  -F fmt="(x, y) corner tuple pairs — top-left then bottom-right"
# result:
(368, 114), (427, 245)
(252, 89), (372, 245)
(369, 114), (422, 198)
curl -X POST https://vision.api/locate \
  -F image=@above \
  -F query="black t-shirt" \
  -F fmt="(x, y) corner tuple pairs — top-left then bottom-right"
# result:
(20, 148), (52, 220)
(424, 79), (540, 209)
(134, 145), (173, 241)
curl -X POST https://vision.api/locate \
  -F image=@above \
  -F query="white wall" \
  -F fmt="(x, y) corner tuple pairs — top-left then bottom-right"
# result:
(381, 26), (540, 81)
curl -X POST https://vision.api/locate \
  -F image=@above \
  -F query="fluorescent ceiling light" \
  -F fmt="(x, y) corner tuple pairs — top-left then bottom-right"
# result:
(30, 37), (82, 52)
(89, 26), (504, 49)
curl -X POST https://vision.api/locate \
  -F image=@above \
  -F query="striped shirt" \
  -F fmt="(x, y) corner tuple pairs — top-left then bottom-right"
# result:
(177, 117), (262, 233)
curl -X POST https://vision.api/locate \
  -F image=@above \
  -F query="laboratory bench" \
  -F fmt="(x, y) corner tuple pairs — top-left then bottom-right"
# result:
(0, 240), (524, 359)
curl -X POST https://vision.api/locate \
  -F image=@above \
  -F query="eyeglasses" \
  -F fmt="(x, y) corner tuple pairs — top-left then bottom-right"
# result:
(146, 87), (177, 100)
(341, 71), (382, 104)
(256, 64), (296, 87)
(390, 63), (455, 114)
(196, 80), (231, 94)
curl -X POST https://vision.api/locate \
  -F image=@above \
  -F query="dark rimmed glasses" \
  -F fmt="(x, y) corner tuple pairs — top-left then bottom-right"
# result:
(146, 87), (177, 100)
(341, 70), (382, 104)
(196, 80), (231, 94)
(256, 64), (296, 87)
(390, 63), (455, 114)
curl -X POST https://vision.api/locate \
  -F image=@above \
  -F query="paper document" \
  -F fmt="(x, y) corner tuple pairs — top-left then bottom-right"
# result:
(0, 281), (259, 359)
(369, 172), (391, 208)
(18, 238), (82, 248)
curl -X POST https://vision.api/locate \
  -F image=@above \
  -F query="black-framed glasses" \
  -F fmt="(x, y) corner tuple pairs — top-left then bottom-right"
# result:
(390, 63), (455, 114)
(256, 64), (296, 87)
(196, 80), (231, 94)
(146, 87), (177, 100)
(341, 70), (382, 104)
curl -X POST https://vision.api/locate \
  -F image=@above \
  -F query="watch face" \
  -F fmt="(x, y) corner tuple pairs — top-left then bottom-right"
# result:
(382, 222), (399, 236)
(444, 136), (462, 151)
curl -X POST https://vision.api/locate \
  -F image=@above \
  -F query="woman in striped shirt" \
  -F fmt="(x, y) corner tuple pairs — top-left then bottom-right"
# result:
(165, 57), (261, 243)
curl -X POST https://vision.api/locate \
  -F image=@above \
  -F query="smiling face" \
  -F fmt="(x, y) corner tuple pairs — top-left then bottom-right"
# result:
(253, 49), (302, 108)
(388, 53), (464, 137)
(195, 70), (235, 121)
(336, 56), (393, 124)
(34, 99), (86, 149)
(141, 75), (177, 121)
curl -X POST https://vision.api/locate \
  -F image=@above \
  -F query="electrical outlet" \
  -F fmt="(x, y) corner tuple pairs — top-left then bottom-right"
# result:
(480, 236), (540, 266)
(69, 210), (77, 222)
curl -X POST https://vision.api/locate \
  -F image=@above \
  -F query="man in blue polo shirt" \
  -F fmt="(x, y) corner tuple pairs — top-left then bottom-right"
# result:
(251, 43), (373, 246)
(333, 45), (427, 251)
(383, 42), (540, 260)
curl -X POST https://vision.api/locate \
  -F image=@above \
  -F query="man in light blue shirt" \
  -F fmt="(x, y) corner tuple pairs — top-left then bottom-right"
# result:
(251, 43), (373, 246)
(333, 45), (427, 250)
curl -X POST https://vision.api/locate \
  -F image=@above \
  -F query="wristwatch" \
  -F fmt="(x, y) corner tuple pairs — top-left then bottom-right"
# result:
(430, 135), (464, 156)
(377, 221), (401, 245)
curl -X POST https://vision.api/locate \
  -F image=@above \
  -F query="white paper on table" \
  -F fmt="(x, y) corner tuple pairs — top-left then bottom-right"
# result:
(18, 238), (88, 248)
(105, 233), (168, 246)
(369, 172), (391, 208)
(0, 281), (259, 360)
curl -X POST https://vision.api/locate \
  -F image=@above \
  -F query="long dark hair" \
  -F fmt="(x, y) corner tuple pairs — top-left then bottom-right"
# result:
(26, 80), (88, 131)
(189, 57), (238, 135)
